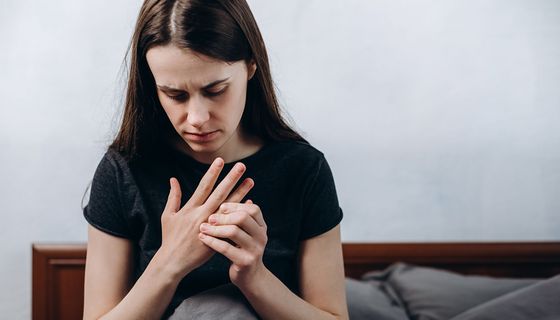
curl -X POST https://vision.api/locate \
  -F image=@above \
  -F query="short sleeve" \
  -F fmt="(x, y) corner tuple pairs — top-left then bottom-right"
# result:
(83, 151), (132, 239)
(299, 155), (344, 240)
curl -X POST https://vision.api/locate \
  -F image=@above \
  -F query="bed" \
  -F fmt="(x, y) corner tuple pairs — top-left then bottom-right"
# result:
(32, 242), (560, 320)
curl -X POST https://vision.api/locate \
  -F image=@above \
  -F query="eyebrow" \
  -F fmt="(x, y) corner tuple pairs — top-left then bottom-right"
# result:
(157, 77), (231, 92)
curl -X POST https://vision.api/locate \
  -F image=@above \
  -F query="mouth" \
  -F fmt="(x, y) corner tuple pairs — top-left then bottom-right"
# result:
(184, 130), (219, 142)
(188, 131), (216, 136)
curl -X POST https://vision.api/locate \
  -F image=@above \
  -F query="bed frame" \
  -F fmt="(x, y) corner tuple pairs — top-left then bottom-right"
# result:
(32, 242), (560, 320)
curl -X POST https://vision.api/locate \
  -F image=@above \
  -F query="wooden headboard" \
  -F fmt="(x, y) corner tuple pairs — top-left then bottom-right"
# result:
(32, 242), (560, 320)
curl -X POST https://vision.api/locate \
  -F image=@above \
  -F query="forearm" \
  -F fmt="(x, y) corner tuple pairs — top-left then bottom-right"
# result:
(239, 267), (342, 320)
(97, 250), (185, 320)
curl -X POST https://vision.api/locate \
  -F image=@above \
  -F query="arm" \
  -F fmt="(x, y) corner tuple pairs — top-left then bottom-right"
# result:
(242, 224), (348, 320)
(84, 158), (254, 319)
(200, 221), (349, 320)
(83, 225), (185, 320)
(298, 224), (349, 319)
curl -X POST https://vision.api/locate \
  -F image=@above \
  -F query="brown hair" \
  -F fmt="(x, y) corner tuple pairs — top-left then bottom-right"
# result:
(110, 0), (306, 161)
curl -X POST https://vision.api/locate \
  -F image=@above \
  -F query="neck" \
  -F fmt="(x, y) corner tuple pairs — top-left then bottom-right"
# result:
(166, 128), (264, 164)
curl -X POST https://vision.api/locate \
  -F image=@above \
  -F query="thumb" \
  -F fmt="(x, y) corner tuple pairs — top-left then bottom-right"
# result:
(163, 177), (182, 214)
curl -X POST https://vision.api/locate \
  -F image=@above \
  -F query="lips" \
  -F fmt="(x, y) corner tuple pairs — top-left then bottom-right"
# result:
(184, 130), (219, 142)
(189, 131), (215, 136)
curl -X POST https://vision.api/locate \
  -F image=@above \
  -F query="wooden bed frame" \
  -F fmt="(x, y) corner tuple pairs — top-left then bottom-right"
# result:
(32, 242), (560, 320)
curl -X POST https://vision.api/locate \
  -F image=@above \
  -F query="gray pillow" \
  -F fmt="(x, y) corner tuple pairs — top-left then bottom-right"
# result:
(363, 263), (539, 320)
(167, 283), (260, 320)
(451, 275), (560, 320)
(346, 277), (408, 320)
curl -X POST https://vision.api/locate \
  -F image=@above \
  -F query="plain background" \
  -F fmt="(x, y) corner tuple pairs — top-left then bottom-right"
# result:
(1, 0), (559, 318)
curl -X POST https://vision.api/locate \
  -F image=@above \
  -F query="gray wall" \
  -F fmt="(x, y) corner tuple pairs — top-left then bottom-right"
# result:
(1, 0), (559, 317)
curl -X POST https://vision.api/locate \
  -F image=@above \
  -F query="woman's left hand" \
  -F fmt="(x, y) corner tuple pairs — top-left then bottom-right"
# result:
(198, 199), (268, 288)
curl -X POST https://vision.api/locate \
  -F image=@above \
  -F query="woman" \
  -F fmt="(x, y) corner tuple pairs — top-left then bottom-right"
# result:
(82, 0), (348, 319)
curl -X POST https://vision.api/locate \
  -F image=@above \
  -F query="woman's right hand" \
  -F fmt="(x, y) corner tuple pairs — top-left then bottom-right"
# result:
(157, 157), (254, 280)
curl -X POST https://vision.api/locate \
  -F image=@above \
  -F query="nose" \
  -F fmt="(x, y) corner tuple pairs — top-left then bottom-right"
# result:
(186, 96), (210, 129)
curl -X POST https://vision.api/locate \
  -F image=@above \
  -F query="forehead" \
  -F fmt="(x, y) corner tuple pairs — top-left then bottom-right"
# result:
(146, 44), (244, 88)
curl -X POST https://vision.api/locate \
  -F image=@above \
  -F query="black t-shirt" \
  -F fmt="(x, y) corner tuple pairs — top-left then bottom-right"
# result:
(83, 139), (343, 318)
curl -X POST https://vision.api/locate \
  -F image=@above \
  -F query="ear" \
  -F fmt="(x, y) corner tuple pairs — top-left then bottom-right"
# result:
(247, 60), (257, 80)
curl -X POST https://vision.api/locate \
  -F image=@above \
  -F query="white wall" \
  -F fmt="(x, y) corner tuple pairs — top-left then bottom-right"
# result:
(1, 0), (559, 317)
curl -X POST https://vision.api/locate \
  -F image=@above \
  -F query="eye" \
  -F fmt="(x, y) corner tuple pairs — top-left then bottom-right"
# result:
(167, 93), (187, 102)
(204, 87), (227, 98)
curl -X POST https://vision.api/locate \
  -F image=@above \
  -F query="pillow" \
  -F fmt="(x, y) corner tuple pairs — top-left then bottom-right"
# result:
(451, 274), (560, 320)
(346, 277), (408, 320)
(167, 283), (260, 320)
(362, 263), (539, 320)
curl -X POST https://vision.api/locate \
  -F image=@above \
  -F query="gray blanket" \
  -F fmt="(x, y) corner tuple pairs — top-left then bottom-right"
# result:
(166, 283), (260, 320)
(166, 263), (560, 320)
(451, 274), (560, 320)
(350, 263), (560, 320)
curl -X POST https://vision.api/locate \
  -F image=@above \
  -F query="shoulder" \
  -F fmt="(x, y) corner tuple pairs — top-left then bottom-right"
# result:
(103, 147), (130, 169)
(89, 148), (144, 214)
(271, 140), (326, 164)
(261, 140), (329, 182)
(92, 147), (139, 185)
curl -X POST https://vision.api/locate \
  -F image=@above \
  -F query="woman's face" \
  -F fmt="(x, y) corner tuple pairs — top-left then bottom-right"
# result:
(146, 44), (256, 162)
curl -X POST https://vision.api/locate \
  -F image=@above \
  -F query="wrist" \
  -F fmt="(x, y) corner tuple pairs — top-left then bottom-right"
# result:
(236, 262), (270, 296)
(151, 249), (193, 283)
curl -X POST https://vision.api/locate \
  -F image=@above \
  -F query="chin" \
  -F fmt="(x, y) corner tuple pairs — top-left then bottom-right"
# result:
(179, 130), (234, 155)
(185, 141), (213, 150)
(184, 138), (223, 154)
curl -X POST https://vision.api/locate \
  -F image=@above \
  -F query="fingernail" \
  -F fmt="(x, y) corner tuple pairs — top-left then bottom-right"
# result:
(200, 223), (209, 231)
(235, 162), (245, 172)
(199, 233), (206, 239)
(214, 158), (224, 167)
(208, 215), (217, 224)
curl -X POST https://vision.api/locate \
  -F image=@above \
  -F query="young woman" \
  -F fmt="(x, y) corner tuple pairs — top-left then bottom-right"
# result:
(82, 0), (348, 319)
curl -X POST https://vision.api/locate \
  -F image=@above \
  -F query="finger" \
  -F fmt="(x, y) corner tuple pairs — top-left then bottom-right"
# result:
(219, 202), (266, 227)
(199, 232), (245, 262)
(245, 199), (253, 204)
(208, 210), (262, 239)
(185, 157), (224, 208)
(163, 177), (181, 214)
(200, 223), (254, 249)
(224, 178), (254, 203)
(203, 162), (246, 211)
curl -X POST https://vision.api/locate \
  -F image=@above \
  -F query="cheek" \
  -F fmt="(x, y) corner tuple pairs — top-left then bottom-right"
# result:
(227, 83), (248, 116)
(159, 101), (182, 126)
(220, 94), (246, 128)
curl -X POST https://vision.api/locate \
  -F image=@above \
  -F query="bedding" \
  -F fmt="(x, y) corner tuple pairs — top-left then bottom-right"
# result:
(166, 262), (559, 319)
(346, 277), (408, 320)
(166, 283), (260, 320)
(349, 263), (559, 320)
(451, 274), (560, 320)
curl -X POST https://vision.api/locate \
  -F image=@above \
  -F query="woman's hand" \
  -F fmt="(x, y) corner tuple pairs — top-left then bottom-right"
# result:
(158, 158), (255, 280)
(198, 199), (269, 288)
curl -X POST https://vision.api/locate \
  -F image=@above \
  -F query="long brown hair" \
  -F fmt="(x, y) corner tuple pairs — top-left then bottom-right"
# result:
(110, 0), (306, 161)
